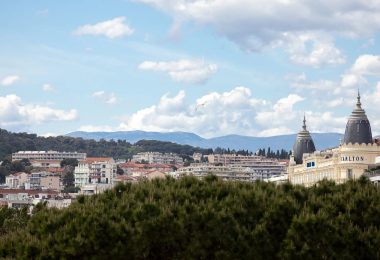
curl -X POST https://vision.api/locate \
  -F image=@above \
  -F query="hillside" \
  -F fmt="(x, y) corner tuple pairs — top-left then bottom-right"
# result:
(67, 130), (343, 151)
(0, 177), (379, 259)
(0, 129), (211, 161)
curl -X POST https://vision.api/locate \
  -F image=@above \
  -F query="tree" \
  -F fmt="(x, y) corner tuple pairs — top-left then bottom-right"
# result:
(60, 158), (79, 168)
(62, 166), (75, 188)
(117, 166), (124, 175)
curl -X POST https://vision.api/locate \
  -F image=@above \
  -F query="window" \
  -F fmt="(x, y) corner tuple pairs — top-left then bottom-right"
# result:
(306, 162), (316, 168)
(347, 169), (353, 179)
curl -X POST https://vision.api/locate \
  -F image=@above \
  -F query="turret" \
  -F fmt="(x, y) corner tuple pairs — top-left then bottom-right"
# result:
(343, 91), (373, 145)
(293, 115), (316, 164)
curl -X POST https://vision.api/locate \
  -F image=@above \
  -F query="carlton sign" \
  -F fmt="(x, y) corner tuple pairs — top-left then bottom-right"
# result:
(341, 155), (365, 162)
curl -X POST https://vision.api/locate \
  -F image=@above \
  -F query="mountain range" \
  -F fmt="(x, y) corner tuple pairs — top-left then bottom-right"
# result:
(66, 131), (344, 152)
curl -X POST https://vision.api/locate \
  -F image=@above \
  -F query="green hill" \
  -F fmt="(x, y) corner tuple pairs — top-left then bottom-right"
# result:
(0, 128), (212, 161)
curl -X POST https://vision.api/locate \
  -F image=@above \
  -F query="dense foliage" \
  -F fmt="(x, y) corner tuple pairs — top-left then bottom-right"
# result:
(1, 177), (380, 259)
(134, 140), (212, 156)
(256, 147), (291, 159)
(0, 128), (211, 161)
(214, 147), (291, 159)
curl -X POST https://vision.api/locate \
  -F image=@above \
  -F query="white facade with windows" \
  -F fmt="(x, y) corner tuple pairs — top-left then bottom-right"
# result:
(288, 94), (380, 187)
(74, 158), (117, 188)
(178, 162), (286, 182)
(288, 144), (380, 186)
(12, 150), (86, 162)
(132, 152), (183, 165)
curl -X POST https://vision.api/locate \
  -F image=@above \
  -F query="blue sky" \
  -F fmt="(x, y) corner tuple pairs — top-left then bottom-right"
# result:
(1, 0), (380, 137)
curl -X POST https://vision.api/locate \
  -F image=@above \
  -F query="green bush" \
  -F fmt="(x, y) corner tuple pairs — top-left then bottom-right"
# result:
(0, 177), (379, 259)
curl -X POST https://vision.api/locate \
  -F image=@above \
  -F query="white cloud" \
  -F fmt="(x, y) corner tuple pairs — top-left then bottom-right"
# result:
(78, 125), (115, 132)
(42, 83), (55, 92)
(40, 132), (59, 137)
(1, 75), (20, 86)
(284, 33), (346, 67)
(116, 87), (303, 137)
(74, 17), (134, 39)
(79, 86), (360, 137)
(351, 55), (380, 77)
(255, 94), (304, 127)
(92, 91), (117, 104)
(138, 59), (218, 84)
(136, 0), (380, 66)
(0, 94), (77, 129)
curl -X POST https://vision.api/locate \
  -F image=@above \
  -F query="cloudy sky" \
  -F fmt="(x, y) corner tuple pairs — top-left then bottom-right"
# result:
(1, 0), (380, 138)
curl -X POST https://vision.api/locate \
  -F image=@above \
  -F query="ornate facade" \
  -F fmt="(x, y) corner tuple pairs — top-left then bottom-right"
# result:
(288, 93), (380, 186)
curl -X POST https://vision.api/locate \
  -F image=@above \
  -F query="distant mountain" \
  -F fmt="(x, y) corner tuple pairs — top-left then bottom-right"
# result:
(67, 131), (343, 152)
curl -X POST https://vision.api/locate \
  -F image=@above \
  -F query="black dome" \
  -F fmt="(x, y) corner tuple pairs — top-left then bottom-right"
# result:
(293, 116), (316, 164)
(343, 92), (373, 145)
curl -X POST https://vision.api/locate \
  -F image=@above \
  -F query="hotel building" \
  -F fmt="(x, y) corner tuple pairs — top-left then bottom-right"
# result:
(288, 93), (380, 186)
(12, 150), (86, 162)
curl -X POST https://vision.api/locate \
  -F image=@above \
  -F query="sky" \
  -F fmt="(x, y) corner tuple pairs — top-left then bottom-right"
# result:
(1, 0), (380, 138)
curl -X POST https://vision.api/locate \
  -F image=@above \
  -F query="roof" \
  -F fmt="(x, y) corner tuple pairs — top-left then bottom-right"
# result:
(116, 175), (138, 181)
(82, 157), (114, 164)
(47, 168), (65, 173)
(119, 163), (172, 168)
(0, 189), (59, 196)
(293, 116), (316, 165)
(343, 92), (373, 145)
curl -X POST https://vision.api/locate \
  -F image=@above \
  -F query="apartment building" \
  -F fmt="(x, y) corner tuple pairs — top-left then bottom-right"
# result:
(178, 163), (285, 182)
(119, 162), (173, 176)
(24, 172), (62, 191)
(74, 157), (117, 188)
(206, 154), (287, 176)
(132, 152), (183, 165)
(12, 150), (86, 162)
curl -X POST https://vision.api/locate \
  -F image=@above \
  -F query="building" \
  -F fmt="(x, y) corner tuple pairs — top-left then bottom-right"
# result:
(265, 174), (289, 185)
(0, 189), (59, 209)
(40, 174), (61, 191)
(288, 93), (380, 186)
(80, 183), (115, 195)
(118, 162), (173, 176)
(24, 172), (62, 191)
(206, 154), (287, 176)
(5, 172), (28, 188)
(192, 153), (203, 162)
(74, 157), (117, 188)
(12, 150), (86, 162)
(30, 160), (61, 168)
(177, 163), (285, 181)
(132, 152), (183, 165)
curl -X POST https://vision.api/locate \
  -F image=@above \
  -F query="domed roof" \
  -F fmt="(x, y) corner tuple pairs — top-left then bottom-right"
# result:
(343, 91), (373, 145)
(293, 116), (316, 164)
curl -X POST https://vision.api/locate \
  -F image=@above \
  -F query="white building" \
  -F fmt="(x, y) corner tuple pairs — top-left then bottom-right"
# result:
(206, 154), (287, 176)
(132, 152), (183, 165)
(288, 93), (380, 187)
(80, 183), (114, 195)
(5, 172), (28, 188)
(177, 163), (283, 182)
(192, 153), (203, 162)
(12, 150), (86, 162)
(74, 157), (117, 188)
(265, 174), (289, 185)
